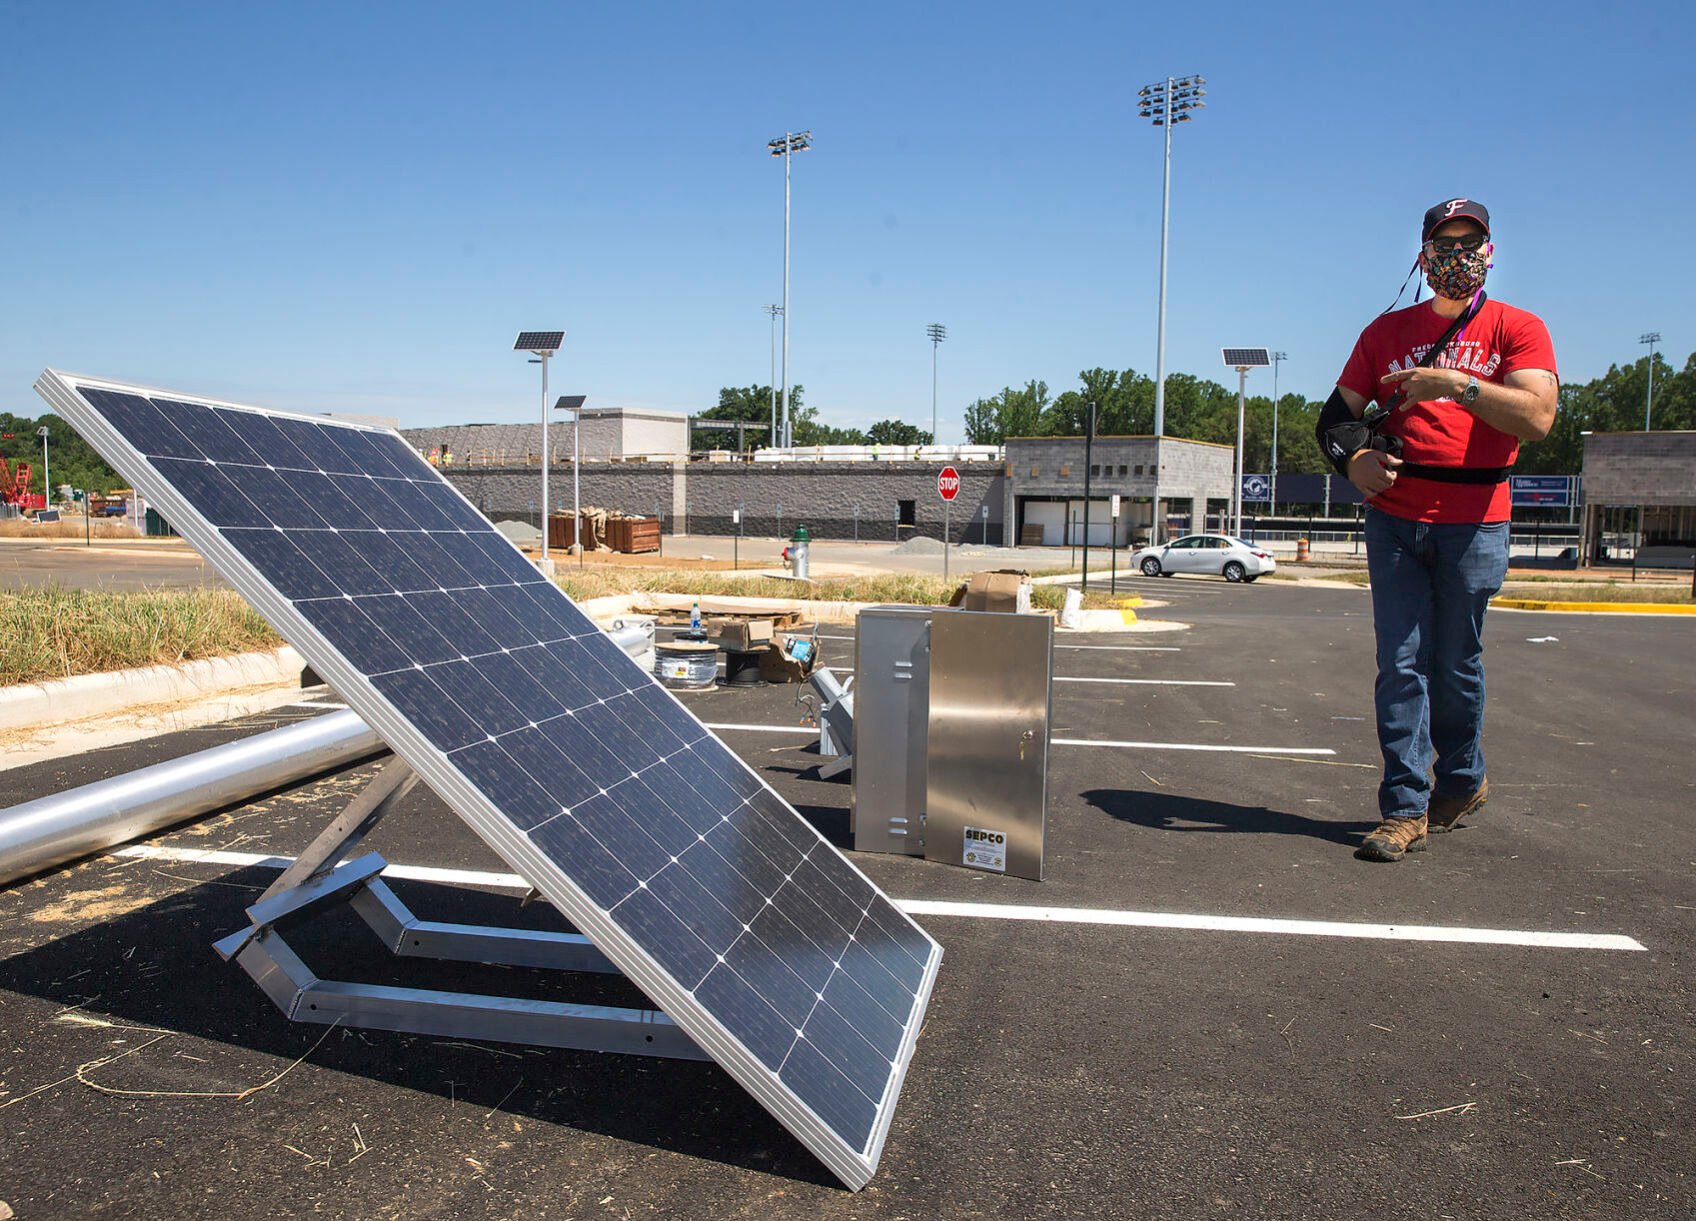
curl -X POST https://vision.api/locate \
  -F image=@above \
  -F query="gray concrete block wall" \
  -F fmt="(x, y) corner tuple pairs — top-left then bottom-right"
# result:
(1584, 431), (1696, 505)
(440, 461), (1007, 542)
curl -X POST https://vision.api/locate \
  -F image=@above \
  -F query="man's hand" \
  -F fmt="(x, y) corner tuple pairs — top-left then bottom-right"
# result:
(1348, 449), (1402, 499)
(1380, 366), (1467, 406)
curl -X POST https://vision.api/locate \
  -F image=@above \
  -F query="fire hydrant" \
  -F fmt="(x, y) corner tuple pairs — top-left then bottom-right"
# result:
(789, 524), (811, 581)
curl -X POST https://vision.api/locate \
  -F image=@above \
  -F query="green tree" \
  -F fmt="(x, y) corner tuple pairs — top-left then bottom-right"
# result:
(1, 412), (124, 504)
(962, 380), (1051, 444)
(865, 419), (931, 446)
(694, 385), (801, 451)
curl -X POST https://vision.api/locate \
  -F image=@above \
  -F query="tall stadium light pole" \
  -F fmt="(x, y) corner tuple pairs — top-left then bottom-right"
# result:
(1269, 350), (1287, 512)
(1138, 74), (1206, 438)
(514, 331), (564, 571)
(1641, 331), (1661, 430)
(769, 131), (812, 449)
(926, 323), (947, 444)
(765, 304), (783, 447)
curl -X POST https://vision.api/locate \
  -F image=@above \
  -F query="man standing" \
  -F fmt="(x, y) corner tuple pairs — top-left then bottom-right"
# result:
(1318, 199), (1558, 862)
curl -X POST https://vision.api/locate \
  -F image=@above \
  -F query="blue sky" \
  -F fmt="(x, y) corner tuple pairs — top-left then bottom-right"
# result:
(3, 1), (1692, 441)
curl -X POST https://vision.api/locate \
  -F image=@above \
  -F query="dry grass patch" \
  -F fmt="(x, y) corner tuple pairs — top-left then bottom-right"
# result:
(0, 587), (283, 686)
(0, 518), (142, 540)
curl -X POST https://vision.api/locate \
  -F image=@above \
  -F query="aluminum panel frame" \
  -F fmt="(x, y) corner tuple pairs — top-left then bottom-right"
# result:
(36, 369), (941, 1192)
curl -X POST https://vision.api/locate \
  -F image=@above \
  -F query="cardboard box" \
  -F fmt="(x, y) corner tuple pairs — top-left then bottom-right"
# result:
(708, 617), (775, 651)
(959, 569), (1030, 613)
(757, 628), (818, 683)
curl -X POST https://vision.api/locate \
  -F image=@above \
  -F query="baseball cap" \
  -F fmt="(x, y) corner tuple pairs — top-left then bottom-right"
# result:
(1422, 198), (1490, 242)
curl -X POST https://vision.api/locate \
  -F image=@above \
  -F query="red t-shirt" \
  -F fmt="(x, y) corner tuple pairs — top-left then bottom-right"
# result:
(1337, 298), (1557, 523)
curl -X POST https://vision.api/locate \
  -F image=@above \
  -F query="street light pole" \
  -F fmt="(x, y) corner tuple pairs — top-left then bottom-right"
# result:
(1641, 331), (1661, 430)
(926, 323), (947, 444)
(514, 332), (564, 571)
(37, 425), (50, 512)
(1139, 75), (1206, 438)
(765, 304), (782, 447)
(1269, 350), (1287, 513)
(769, 131), (812, 449)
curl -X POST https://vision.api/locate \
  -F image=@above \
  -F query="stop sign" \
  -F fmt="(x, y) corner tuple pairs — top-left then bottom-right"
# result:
(937, 466), (960, 501)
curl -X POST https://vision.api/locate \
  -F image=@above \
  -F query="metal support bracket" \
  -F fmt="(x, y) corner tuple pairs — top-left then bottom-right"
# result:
(214, 768), (706, 1062)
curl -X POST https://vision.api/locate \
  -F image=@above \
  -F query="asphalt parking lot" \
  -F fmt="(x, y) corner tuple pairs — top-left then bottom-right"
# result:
(2, 577), (1693, 1218)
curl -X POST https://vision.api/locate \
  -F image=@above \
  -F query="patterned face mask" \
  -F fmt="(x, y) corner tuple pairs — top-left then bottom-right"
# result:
(1424, 243), (1489, 299)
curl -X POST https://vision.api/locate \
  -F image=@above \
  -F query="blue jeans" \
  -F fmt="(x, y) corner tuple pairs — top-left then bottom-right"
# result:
(1364, 509), (1510, 820)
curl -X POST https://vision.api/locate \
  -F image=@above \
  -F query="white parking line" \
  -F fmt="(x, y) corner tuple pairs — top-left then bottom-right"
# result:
(1055, 677), (1234, 687)
(1056, 644), (1182, 652)
(898, 899), (1646, 951)
(1052, 738), (1335, 755)
(110, 846), (1644, 951)
(702, 722), (815, 734)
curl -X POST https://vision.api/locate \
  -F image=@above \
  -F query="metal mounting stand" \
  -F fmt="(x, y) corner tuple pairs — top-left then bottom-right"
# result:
(806, 668), (855, 779)
(212, 758), (706, 1061)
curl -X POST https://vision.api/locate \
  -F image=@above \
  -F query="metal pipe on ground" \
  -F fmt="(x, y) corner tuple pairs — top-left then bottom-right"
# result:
(0, 709), (385, 887)
(0, 621), (658, 887)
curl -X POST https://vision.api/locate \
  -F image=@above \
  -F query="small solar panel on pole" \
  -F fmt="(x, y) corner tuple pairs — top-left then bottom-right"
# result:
(1222, 348), (1270, 539)
(516, 332), (564, 570)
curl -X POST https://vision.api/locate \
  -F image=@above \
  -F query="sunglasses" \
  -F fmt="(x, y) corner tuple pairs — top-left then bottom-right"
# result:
(1424, 232), (1489, 254)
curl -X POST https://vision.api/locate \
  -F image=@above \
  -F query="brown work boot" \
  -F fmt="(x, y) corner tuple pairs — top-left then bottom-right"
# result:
(1356, 814), (1428, 862)
(1429, 778), (1489, 833)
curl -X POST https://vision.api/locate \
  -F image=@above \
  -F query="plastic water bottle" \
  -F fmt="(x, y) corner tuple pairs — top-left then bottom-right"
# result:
(690, 600), (701, 634)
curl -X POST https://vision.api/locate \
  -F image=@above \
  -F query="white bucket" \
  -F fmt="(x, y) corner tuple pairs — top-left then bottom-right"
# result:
(654, 642), (719, 689)
(1059, 588), (1083, 629)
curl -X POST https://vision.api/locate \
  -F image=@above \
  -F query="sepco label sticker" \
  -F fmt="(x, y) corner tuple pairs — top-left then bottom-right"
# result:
(962, 825), (1007, 873)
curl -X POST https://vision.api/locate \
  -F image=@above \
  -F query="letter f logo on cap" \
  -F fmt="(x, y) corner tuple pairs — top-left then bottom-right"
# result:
(1444, 199), (1470, 218)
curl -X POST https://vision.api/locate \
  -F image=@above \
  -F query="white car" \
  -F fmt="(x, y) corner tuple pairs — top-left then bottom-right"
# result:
(1131, 534), (1276, 583)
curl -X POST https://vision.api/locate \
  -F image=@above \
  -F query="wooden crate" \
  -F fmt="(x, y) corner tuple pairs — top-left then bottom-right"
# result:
(608, 517), (661, 553)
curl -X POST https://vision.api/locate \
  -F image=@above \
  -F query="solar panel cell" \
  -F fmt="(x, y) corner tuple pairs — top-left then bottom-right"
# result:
(526, 813), (641, 908)
(298, 597), (415, 676)
(80, 389), (204, 460)
(451, 740), (563, 831)
(39, 371), (940, 1188)
(226, 529), (346, 600)
(150, 400), (265, 465)
(151, 459), (270, 528)
(781, 1040), (878, 1151)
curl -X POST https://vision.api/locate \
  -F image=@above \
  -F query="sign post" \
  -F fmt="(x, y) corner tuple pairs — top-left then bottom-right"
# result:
(938, 465), (960, 583)
(1110, 494), (1121, 594)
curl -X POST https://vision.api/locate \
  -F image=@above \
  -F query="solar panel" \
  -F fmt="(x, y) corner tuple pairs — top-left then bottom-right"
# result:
(1221, 347), (1271, 368)
(514, 331), (565, 353)
(35, 369), (942, 1190)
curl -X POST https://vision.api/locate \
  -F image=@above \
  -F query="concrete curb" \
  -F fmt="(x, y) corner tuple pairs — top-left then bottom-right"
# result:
(0, 647), (304, 733)
(1492, 599), (1696, 614)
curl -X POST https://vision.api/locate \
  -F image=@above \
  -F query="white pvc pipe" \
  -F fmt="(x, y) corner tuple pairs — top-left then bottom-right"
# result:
(0, 709), (384, 886)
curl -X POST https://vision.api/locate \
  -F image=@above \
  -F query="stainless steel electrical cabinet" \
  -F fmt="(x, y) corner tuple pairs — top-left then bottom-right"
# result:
(852, 605), (1052, 880)
(850, 607), (932, 856)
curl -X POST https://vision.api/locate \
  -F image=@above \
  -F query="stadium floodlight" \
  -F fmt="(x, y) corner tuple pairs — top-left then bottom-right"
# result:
(515, 331), (564, 569)
(1222, 348), (1270, 539)
(1640, 331), (1661, 430)
(768, 131), (813, 448)
(1140, 74), (1207, 437)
